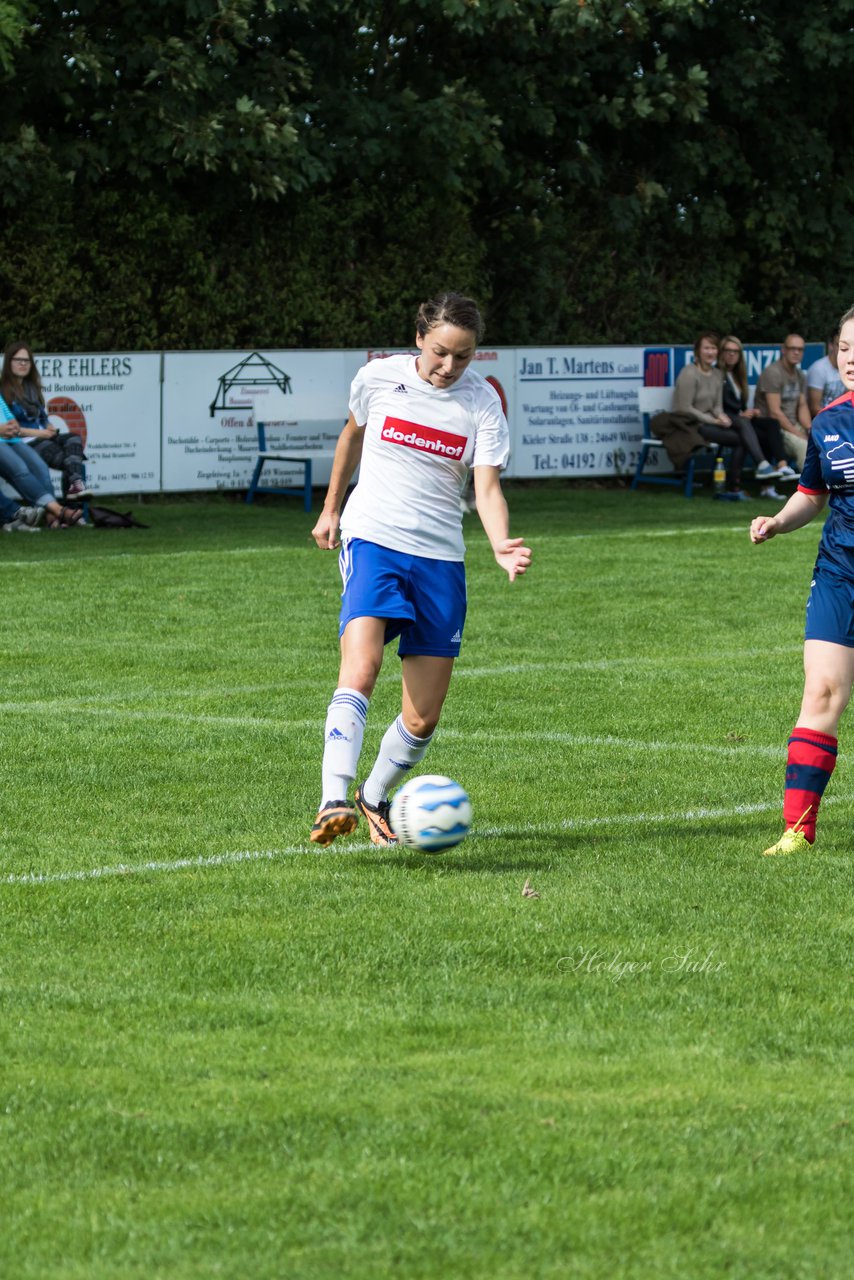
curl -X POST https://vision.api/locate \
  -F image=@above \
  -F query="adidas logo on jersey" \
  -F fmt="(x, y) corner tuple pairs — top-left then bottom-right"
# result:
(450, 629), (462, 644)
(393, 383), (407, 394)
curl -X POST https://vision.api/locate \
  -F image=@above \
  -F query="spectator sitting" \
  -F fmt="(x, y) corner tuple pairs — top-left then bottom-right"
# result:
(753, 333), (811, 469)
(806, 328), (845, 419)
(0, 490), (42, 532)
(653, 331), (782, 501)
(0, 398), (84, 526)
(1, 342), (91, 500)
(717, 334), (799, 501)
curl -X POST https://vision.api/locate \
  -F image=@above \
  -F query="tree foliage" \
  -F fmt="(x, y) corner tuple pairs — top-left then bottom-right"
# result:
(1, 0), (853, 349)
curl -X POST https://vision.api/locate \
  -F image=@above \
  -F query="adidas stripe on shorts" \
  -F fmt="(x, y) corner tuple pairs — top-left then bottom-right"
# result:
(338, 537), (467, 657)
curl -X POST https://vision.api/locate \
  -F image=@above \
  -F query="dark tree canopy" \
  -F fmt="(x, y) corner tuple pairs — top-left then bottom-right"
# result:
(1, 0), (853, 349)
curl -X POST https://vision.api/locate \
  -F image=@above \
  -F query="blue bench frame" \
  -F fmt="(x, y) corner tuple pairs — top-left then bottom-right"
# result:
(631, 413), (718, 498)
(245, 422), (324, 512)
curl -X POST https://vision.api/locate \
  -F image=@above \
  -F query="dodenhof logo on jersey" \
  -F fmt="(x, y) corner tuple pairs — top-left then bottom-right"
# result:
(381, 417), (466, 460)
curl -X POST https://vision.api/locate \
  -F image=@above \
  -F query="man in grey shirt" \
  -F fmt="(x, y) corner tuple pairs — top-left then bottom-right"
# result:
(753, 334), (811, 467)
(806, 329), (845, 419)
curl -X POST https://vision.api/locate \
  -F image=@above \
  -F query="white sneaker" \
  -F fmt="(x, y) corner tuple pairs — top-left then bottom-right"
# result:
(760, 485), (786, 500)
(2, 518), (41, 532)
(16, 505), (43, 527)
(755, 461), (783, 480)
(776, 464), (800, 481)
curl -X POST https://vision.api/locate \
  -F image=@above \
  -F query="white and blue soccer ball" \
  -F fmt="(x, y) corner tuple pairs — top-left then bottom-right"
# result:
(390, 774), (472, 853)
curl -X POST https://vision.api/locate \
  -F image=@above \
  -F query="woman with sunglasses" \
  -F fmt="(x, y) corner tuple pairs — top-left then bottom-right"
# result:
(717, 335), (799, 500)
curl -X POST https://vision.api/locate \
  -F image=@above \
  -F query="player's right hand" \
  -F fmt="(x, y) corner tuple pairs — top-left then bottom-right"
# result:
(311, 510), (340, 549)
(494, 536), (532, 581)
(750, 515), (777, 543)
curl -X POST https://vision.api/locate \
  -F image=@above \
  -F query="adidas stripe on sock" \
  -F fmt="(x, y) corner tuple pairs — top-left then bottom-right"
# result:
(362, 714), (433, 807)
(321, 687), (368, 805)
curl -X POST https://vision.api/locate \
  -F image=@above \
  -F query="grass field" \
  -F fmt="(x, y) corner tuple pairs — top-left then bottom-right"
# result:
(1, 486), (851, 1279)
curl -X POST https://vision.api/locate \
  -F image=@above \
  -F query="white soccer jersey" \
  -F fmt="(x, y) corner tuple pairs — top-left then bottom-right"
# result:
(340, 353), (509, 560)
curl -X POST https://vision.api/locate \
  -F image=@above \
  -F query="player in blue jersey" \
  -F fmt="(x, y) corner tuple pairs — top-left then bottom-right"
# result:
(309, 292), (531, 848)
(750, 305), (854, 855)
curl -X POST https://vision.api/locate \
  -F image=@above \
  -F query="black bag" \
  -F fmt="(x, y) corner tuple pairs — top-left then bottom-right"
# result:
(88, 505), (149, 529)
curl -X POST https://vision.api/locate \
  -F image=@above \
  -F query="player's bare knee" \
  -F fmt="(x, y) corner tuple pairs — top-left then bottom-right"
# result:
(830, 685), (854, 720)
(338, 662), (381, 697)
(402, 709), (441, 739)
(802, 676), (848, 720)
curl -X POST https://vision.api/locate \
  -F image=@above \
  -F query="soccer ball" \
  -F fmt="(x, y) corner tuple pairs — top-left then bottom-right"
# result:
(390, 775), (472, 853)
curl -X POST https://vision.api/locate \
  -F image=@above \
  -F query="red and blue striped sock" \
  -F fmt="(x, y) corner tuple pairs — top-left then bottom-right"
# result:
(784, 726), (838, 843)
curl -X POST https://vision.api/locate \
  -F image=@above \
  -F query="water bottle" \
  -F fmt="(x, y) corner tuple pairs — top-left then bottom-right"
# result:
(713, 454), (726, 495)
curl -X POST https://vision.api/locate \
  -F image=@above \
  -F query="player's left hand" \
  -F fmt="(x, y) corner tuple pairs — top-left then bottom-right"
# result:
(495, 537), (532, 582)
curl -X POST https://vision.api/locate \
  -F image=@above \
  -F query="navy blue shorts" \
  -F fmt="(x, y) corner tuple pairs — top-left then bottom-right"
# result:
(804, 559), (854, 648)
(338, 537), (467, 658)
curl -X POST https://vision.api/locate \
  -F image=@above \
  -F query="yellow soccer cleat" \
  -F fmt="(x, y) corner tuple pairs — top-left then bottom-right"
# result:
(310, 801), (358, 847)
(354, 783), (398, 846)
(762, 827), (812, 857)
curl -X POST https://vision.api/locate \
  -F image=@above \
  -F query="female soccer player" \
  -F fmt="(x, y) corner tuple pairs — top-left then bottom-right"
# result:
(309, 292), (531, 846)
(750, 304), (854, 855)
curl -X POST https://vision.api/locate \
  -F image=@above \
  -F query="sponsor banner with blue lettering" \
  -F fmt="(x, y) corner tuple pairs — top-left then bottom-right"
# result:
(511, 347), (644, 478)
(37, 353), (161, 494)
(9, 342), (830, 496)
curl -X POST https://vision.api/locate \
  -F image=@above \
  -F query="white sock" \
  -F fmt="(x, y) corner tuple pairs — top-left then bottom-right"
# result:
(321, 687), (368, 805)
(362, 715), (433, 806)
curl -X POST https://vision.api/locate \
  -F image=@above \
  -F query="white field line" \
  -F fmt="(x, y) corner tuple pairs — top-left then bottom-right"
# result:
(555, 524), (816, 543)
(0, 545), (296, 571)
(439, 729), (785, 758)
(0, 697), (786, 757)
(4, 795), (849, 888)
(451, 648), (803, 677)
(0, 700), (319, 731)
(0, 644), (803, 712)
(0, 687), (306, 717)
(0, 521), (817, 572)
(2, 847), (304, 885)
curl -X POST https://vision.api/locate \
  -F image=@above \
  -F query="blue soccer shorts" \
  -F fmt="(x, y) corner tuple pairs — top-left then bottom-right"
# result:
(338, 537), (467, 657)
(804, 559), (854, 648)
